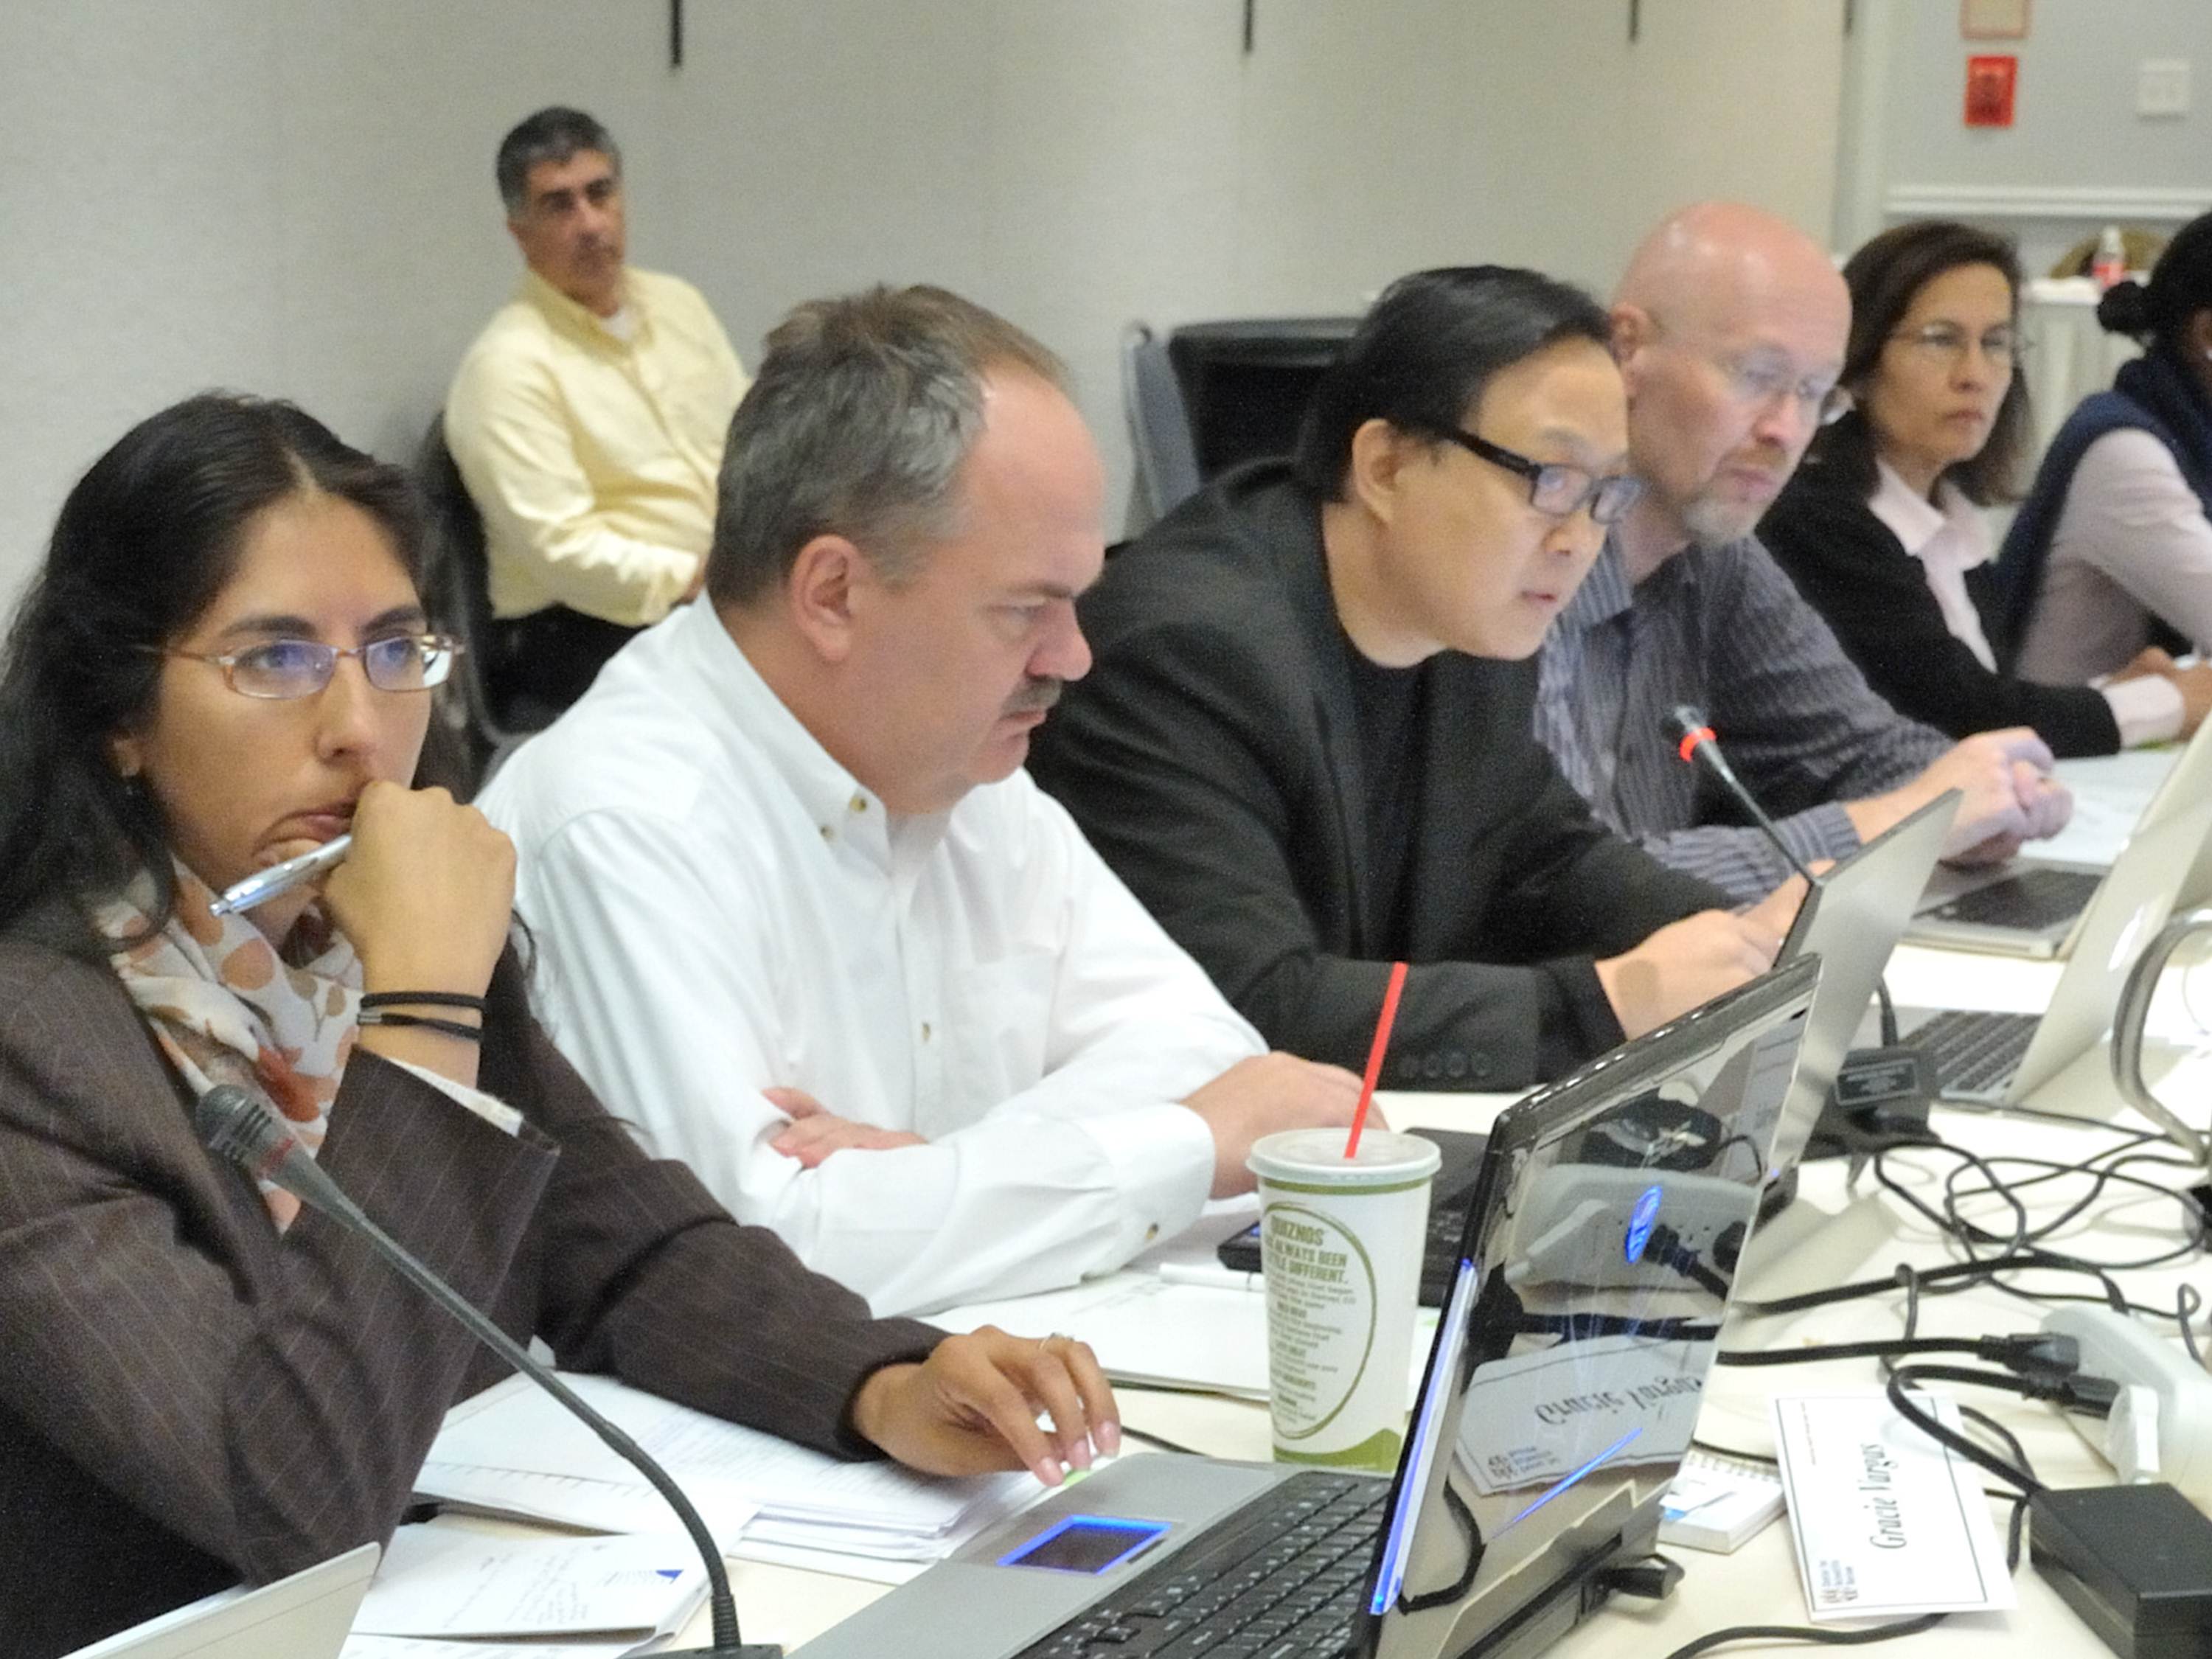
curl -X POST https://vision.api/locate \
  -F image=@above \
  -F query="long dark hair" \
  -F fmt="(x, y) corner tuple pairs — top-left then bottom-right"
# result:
(1805, 220), (2032, 507)
(0, 392), (462, 947)
(1293, 265), (1613, 499)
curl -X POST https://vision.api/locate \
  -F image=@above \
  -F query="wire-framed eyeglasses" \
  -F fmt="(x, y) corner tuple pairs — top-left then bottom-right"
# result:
(1889, 324), (2023, 369)
(1424, 427), (1646, 525)
(152, 633), (463, 700)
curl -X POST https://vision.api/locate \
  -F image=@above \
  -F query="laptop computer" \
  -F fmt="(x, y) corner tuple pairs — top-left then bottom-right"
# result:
(1897, 778), (2212, 1109)
(1220, 795), (1955, 1301)
(1905, 712), (2212, 959)
(796, 956), (1818, 1659)
(61, 1543), (378, 1659)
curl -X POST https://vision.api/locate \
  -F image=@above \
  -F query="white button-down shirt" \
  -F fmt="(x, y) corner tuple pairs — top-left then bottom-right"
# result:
(1869, 458), (2181, 746)
(480, 603), (1255, 1315)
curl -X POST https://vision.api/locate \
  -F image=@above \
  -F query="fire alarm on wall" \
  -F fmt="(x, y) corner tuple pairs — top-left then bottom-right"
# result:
(1965, 55), (2018, 128)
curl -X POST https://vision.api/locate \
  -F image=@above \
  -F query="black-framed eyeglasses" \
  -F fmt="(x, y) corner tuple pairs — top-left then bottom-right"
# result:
(1425, 428), (1646, 525)
(152, 633), (464, 700)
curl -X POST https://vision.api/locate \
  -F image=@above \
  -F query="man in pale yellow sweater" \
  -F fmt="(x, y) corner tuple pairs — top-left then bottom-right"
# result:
(446, 106), (749, 714)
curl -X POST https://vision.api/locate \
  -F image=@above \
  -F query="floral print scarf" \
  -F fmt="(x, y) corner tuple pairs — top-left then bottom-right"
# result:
(96, 862), (361, 1230)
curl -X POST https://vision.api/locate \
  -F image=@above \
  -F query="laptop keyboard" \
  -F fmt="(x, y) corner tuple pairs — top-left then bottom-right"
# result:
(1017, 1471), (1388, 1659)
(1926, 867), (2101, 933)
(1913, 1008), (2039, 1094)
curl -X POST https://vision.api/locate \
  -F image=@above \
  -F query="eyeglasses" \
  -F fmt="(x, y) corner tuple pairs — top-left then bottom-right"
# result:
(1424, 428), (1647, 525)
(1889, 324), (2023, 369)
(1712, 353), (1854, 427)
(1645, 318), (1853, 429)
(153, 633), (463, 700)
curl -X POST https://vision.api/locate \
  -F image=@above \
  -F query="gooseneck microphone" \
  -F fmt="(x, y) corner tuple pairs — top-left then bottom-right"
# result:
(195, 1084), (780, 1659)
(1662, 705), (1820, 889)
(1660, 703), (1901, 1049)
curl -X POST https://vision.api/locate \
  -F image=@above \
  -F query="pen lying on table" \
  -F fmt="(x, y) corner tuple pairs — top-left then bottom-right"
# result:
(209, 835), (353, 917)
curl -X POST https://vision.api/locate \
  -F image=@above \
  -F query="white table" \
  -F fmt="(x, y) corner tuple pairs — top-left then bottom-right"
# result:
(700, 1088), (2207, 1657)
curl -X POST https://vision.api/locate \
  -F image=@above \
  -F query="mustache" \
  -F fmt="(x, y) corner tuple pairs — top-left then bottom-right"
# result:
(1003, 678), (1065, 717)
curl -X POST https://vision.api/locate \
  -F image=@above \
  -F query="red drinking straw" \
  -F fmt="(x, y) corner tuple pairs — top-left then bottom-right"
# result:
(1343, 960), (1409, 1158)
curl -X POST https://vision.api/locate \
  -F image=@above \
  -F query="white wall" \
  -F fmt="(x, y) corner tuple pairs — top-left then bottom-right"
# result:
(1840, 0), (2212, 275)
(0, 0), (1848, 605)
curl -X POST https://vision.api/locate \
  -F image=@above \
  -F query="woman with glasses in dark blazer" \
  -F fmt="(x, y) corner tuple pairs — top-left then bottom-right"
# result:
(1759, 220), (2210, 757)
(0, 393), (1114, 1659)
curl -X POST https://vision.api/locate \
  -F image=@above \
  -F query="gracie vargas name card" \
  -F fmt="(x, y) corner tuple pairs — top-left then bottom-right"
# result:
(1772, 1390), (2015, 1621)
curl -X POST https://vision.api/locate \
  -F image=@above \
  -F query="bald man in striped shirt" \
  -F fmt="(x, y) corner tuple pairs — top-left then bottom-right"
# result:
(1534, 203), (2072, 905)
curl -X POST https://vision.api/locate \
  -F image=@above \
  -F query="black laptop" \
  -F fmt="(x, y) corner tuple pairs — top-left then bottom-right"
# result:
(794, 956), (1817, 1659)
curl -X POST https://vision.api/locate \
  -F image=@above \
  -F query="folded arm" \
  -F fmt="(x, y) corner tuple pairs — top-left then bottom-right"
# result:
(515, 807), (1230, 1317)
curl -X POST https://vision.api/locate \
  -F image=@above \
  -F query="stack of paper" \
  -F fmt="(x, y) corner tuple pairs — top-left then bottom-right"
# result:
(351, 1527), (706, 1641)
(417, 1374), (1035, 1580)
(939, 1270), (1440, 1403)
(942, 1274), (1276, 1397)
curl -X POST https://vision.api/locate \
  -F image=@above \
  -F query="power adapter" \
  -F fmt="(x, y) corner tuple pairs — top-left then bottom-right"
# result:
(1801, 1045), (1938, 1160)
(2031, 1484), (2212, 1658)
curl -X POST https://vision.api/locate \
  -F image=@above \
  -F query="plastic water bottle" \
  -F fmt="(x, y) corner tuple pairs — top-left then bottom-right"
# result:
(2092, 225), (2127, 291)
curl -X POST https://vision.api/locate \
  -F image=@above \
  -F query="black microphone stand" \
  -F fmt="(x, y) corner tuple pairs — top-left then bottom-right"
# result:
(197, 1085), (781, 1658)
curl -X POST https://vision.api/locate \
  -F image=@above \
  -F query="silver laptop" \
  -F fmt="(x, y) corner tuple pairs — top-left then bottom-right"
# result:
(1765, 791), (1958, 1172)
(1899, 787), (2212, 1110)
(1905, 713), (2212, 959)
(61, 1544), (378, 1659)
(796, 959), (1818, 1659)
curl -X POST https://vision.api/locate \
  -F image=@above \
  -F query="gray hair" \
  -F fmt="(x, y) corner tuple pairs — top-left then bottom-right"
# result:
(708, 285), (1068, 606)
(495, 106), (620, 216)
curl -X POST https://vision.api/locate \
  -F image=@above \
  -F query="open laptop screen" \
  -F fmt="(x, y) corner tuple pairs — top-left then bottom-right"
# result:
(1364, 958), (1817, 1659)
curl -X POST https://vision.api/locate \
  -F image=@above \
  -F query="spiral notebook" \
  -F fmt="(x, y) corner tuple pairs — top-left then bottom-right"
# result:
(1658, 1448), (1787, 1554)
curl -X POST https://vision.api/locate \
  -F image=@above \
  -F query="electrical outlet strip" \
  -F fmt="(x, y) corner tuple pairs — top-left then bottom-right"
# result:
(2044, 1305), (2212, 1509)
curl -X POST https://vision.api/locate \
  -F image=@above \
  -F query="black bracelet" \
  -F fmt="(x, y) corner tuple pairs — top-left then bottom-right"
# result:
(360, 990), (487, 1012)
(358, 1009), (484, 1043)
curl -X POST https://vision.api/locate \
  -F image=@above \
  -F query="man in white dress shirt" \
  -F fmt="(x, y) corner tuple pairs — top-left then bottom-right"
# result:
(482, 285), (1364, 1316)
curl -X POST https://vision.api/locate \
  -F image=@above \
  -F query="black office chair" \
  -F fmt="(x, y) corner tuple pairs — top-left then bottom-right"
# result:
(1164, 317), (1359, 478)
(413, 414), (550, 791)
(1119, 317), (1360, 535)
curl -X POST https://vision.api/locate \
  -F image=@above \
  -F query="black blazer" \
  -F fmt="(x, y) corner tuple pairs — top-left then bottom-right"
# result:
(1030, 463), (1725, 1092)
(0, 916), (939, 1659)
(1760, 458), (2121, 757)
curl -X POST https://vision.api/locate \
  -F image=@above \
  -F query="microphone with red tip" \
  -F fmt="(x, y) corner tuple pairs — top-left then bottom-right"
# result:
(194, 1084), (780, 1658)
(1661, 704), (1820, 890)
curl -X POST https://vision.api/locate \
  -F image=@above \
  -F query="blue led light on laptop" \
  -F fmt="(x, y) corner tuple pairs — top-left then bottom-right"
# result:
(1503, 1427), (1645, 1531)
(1371, 1256), (1481, 1615)
(1624, 1183), (1663, 1264)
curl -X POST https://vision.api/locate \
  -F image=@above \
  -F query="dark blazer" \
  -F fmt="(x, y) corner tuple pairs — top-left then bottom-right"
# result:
(1760, 457), (2121, 757)
(0, 915), (939, 1659)
(1029, 462), (1726, 1092)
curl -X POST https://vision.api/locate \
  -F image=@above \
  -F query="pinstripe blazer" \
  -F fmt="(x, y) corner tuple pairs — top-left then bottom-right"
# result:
(0, 913), (940, 1659)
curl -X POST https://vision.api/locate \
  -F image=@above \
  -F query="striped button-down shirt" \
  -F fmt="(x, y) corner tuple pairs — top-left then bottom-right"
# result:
(1534, 535), (1950, 904)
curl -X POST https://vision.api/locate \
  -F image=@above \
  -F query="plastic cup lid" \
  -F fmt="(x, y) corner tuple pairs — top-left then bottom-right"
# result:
(1247, 1127), (1443, 1187)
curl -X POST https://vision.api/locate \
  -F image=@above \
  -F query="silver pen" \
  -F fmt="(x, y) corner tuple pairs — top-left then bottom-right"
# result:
(209, 835), (353, 917)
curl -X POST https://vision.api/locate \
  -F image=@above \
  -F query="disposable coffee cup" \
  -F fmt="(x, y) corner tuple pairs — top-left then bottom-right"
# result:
(1248, 1127), (1441, 1472)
